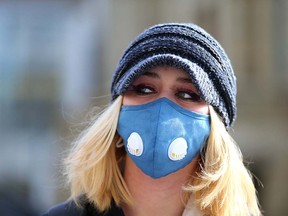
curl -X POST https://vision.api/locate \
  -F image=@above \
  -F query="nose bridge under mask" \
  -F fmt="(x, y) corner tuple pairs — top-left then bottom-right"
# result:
(153, 99), (172, 175)
(155, 98), (166, 145)
(153, 99), (193, 174)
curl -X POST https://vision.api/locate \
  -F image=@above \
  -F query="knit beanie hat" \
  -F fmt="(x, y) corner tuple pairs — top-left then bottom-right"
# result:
(111, 23), (237, 128)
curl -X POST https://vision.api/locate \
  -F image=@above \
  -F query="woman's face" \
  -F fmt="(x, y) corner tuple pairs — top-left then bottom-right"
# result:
(123, 66), (209, 115)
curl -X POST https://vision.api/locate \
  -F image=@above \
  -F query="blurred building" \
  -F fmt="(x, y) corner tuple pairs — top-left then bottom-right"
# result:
(0, 0), (287, 215)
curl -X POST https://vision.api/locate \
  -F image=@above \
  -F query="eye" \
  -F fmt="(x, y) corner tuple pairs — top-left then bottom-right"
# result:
(131, 84), (156, 95)
(175, 89), (201, 102)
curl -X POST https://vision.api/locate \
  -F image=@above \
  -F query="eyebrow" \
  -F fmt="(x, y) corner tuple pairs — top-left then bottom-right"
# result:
(176, 77), (192, 83)
(142, 71), (160, 79)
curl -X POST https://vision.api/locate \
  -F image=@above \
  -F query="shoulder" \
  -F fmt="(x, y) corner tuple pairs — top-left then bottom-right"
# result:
(42, 199), (84, 216)
(42, 198), (125, 216)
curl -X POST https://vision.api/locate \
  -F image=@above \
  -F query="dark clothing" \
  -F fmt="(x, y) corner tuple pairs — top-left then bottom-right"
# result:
(42, 198), (125, 216)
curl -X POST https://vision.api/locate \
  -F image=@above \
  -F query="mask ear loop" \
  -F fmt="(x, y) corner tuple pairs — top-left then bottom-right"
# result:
(115, 136), (124, 148)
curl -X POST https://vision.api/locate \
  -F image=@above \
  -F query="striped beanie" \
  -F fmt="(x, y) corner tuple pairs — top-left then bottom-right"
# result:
(111, 23), (237, 128)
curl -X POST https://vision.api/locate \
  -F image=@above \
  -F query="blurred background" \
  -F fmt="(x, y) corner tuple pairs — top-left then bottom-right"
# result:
(0, 0), (287, 215)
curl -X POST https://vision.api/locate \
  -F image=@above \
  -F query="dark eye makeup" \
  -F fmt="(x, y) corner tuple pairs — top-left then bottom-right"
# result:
(129, 84), (156, 95)
(128, 84), (202, 102)
(175, 89), (202, 102)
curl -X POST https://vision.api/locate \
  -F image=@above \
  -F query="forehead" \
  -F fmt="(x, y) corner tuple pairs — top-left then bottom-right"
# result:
(139, 66), (191, 80)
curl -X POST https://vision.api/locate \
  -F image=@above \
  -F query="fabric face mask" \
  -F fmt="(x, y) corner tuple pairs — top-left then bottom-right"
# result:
(117, 97), (210, 179)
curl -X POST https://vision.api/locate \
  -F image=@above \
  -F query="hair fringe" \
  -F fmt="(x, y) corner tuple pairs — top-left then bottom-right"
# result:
(184, 106), (262, 216)
(64, 96), (133, 212)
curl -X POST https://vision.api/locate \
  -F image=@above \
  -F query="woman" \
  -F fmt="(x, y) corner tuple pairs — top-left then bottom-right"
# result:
(44, 23), (262, 216)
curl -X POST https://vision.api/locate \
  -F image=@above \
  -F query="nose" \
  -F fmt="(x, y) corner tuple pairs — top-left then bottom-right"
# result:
(158, 89), (177, 104)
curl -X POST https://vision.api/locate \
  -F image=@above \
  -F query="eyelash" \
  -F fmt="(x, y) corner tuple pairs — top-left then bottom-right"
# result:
(130, 84), (155, 95)
(175, 88), (201, 102)
(130, 84), (201, 102)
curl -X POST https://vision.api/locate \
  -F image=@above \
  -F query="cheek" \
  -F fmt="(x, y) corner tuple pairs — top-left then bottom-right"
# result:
(122, 94), (150, 106)
(182, 102), (209, 115)
(122, 95), (134, 106)
(123, 92), (158, 106)
(196, 105), (209, 115)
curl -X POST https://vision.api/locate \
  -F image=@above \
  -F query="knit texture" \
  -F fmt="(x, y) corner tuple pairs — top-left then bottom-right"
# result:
(111, 23), (237, 128)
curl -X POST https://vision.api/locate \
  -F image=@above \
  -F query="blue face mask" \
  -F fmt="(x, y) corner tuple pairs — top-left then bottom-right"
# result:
(117, 97), (210, 179)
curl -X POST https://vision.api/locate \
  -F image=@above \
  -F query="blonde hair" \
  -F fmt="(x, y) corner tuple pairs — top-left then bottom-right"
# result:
(65, 96), (132, 211)
(183, 106), (262, 216)
(65, 96), (261, 215)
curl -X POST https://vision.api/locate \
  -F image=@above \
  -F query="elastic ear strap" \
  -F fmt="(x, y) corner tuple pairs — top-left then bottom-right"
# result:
(115, 136), (124, 148)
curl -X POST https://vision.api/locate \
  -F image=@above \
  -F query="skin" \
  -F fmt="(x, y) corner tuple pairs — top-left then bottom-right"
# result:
(121, 66), (209, 216)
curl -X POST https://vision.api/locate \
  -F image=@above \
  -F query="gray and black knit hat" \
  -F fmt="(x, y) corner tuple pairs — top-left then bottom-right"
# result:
(111, 23), (237, 128)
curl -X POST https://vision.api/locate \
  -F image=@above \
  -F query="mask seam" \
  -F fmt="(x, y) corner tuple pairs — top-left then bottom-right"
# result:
(153, 100), (162, 178)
